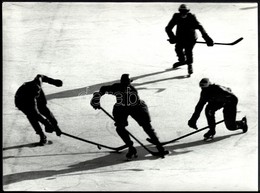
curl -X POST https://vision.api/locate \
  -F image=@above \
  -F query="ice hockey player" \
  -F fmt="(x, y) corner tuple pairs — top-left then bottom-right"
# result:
(188, 78), (248, 140)
(15, 74), (63, 145)
(165, 4), (214, 75)
(90, 74), (168, 160)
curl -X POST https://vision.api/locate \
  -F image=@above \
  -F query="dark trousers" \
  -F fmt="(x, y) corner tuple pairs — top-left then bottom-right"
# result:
(18, 104), (58, 135)
(205, 96), (239, 131)
(20, 107), (44, 135)
(175, 40), (196, 64)
(113, 101), (160, 147)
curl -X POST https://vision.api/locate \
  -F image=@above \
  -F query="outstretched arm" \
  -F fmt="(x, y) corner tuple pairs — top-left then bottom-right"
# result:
(90, 85), (115, 110)
(193, 15), (214, 46)
(188, 94), (207, 129)
(34, 74), (63, 87)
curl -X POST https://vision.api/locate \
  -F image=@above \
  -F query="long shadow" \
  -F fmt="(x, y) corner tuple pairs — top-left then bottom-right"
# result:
(134, 75), (188, 87)
(3, 132), (242, 186)
(3, 151), (115, 160)
(240, 6), (257, 10)
(160, 132), (244, 153)
(2, 145), (185, 186)
(3, 143), (42, 151)
(45, 68), (184, 100)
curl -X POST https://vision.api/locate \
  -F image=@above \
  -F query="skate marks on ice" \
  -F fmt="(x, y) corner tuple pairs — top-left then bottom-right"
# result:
(46, 68), (188, 100)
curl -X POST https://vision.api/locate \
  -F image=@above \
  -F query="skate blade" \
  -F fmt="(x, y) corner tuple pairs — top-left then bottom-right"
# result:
(126, 154), (138, 161)
(36, 140), (53, 146)
(203, 136), (214, 142)
(156, 150), (169, 158)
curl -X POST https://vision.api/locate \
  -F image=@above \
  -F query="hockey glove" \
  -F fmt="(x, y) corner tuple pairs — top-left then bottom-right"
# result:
(53, 79), (63, 87)
(43, 119), (55, 133)
(91, 101), (101, 110)
(168, 38), (176, 44)
(188, 119), (198, 130)
(54, 125), (62, 136)
(203, 34), (214, 47)
(90, 92), (101, 110)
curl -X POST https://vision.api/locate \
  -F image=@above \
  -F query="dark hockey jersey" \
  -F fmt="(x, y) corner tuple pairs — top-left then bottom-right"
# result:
(165, 12), (208, 42)
(190, 84), (236, 121)
(99, 83), (141, 107)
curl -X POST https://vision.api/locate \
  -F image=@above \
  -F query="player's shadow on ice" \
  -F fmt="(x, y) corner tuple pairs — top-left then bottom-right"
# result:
(3, 141), (52, 151)
(2, 146), (172, 186)
(46, 68), (188, 100)
(162, 132), (244, 151)
(3, 136), (190, 186)
(3, 132), (243, 186)
(3, 142), (46, 151)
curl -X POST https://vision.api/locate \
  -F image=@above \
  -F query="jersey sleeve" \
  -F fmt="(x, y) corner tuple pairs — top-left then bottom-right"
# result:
(99, 83), (119, 95)
(165, 13), (178, 39)
(35, 74), (62, 86)
(190, 91), (207, 121)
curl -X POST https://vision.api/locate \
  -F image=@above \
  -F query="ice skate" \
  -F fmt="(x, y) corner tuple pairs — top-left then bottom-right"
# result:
(126, 146), (138, 161)
(172, 61), (186, 69)
(203, 130), (216, 141)
(38, 134), (47, 146)
(188, 64), (193, 75)
(156, 144), (169, 158)
(241, 116), (248, 133)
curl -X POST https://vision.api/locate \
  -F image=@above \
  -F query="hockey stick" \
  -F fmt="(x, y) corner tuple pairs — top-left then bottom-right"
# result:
(196, 37), (243, 45)
(61, 131), (128, 152)
(100, 107), (167, 157)
(147, 120), (224, 146)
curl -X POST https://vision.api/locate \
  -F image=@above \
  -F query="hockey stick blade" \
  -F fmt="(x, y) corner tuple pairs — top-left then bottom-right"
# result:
(62, 132), (128, 152)
(196, 37), (243, 45)
(229, 37), (243, 45)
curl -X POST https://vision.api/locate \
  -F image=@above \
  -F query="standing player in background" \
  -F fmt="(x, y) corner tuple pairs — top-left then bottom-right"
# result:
(165, 4), (214, 76)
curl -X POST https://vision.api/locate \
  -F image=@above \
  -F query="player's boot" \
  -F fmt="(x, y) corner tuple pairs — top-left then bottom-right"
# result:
(188, 64), (193, 75)
(203, 129), (216, 141)
(126, 146), (138, 160)
(156, 144), (169, 158)
(240, 116), (248, 133)
(173, 61), (186, 69)
(39, 134), (47, 146)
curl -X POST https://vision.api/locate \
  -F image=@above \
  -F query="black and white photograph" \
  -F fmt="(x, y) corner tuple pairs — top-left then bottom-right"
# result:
(2, 1), (258, 191)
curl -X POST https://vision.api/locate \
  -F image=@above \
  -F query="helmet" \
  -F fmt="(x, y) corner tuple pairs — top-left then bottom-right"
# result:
(178, 4), (190, 12)
(120, 74), (133, 84)
(199, 78), (211, 88)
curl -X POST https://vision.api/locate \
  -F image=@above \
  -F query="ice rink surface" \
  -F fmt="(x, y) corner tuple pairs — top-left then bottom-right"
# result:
(2, 2), (258, 191)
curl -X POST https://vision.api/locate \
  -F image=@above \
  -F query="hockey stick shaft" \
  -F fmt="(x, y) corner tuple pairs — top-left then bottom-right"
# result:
(61, 131), (127, 151)
(160, 120), (225, 145)
(100, 107), (161, 156)
(196, 37), (243, 45)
